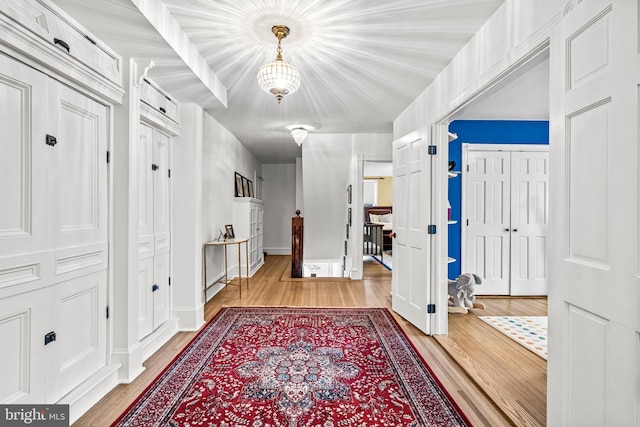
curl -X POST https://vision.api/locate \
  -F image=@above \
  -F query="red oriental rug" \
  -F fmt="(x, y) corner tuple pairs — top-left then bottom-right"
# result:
(113, 307), (471, 427)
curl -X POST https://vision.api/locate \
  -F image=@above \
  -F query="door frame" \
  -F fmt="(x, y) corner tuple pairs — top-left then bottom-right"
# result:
(460, 144), (549, 295)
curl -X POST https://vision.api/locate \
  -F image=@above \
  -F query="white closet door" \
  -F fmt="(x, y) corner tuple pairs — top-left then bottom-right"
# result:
(510, 152), (549, 295)
(0, 56), (49, 258)
(464, 151), (511, 294)
(137, 122), (154, 339)
(152, 129), (171, 328)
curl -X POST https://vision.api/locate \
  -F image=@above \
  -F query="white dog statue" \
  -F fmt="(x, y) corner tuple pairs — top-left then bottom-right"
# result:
(448, 273), (486, 314)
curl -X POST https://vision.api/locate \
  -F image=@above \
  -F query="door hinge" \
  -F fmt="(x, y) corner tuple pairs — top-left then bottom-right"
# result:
(467, 164), (470, 172)
(106, 306), (109, 319)
(168, 276), (171, 286)
(44, 331), (57, 345)
(427, 225), (437, 234)
(427, 304), (436, 314)
(152, 164), (159, 171)
(106, 151), (110, 163)
(466, 219), (469, 226)
(152, 284), (159, 292)
(427, 145), (437, 155)
(168, 169), (171, 178)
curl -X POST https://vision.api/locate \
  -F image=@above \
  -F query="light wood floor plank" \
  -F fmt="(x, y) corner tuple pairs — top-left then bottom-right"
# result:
(73, 256), (545, 426)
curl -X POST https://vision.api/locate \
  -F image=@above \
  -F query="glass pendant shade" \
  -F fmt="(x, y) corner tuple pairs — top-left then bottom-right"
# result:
(257, 25), (300, 103)
(291, 128), (307, 146)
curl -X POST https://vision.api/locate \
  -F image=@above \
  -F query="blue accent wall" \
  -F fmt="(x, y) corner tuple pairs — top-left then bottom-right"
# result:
(447, 120), (549, 279)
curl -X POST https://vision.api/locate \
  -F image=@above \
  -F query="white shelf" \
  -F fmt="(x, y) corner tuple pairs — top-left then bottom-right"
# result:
(448, 257), (456, 263)
(448, 132), (458, 142)
(447, 171), (461, 178)
(448, 220), (457, 225)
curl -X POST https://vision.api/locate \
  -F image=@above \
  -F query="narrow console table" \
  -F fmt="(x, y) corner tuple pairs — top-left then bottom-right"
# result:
(203, 238), (249, 298)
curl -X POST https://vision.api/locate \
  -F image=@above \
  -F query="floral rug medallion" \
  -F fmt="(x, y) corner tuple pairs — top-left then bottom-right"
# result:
(113, 307), (470, 427)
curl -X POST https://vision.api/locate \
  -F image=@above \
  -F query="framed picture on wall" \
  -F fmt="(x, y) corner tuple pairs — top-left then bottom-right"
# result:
(248, 180), (254, 198)
(242, 177), (249, 197)
(225, 224), (235, 239)
(235, 172), (243, 197)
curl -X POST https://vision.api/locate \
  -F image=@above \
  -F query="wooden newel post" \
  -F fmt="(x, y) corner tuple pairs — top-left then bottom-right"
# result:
(291, 210), (303, 278)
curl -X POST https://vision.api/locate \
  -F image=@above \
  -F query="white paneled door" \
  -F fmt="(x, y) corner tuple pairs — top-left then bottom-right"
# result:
(548, 0), (640, 425)
(138, 122), (171, 340)
(463, 146), (548, 295)
(393, 127), (442, 334)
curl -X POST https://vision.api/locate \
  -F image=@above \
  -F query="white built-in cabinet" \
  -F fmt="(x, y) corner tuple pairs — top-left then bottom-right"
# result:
(0, 0), (122, 412)
(233, 198), (264, 276)
(137, 78), (180, 347)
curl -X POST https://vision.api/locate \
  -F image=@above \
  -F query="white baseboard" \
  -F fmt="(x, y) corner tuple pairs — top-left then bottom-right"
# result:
(112, 342), (145, 383)
(141, 318), (179, 362)
(61, 363), (120, 425)
(264, 247), (291, 255)
(173, 304), (205, 331)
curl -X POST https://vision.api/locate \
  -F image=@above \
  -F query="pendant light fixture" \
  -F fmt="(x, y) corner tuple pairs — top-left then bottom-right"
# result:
(257, 25), (300, 103)
(291, 128), (307, 146)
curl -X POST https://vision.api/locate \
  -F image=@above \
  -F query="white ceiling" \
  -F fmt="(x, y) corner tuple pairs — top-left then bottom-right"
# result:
(51, 0), (549, 164)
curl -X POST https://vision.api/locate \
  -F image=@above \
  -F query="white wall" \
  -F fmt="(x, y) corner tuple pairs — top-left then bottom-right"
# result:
(202, 110), (262, 294)
(172, 103), (204, 331)
(262, 164), (296, 255)
(394, 0), (560, 138)
(302, 134), (353, 261)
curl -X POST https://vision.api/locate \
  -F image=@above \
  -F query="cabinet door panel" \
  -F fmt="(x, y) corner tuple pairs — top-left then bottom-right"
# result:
(51, 82), (107, 249)
(138, 122), (154, 240)
(49, 271), (106, 401)
(153, 129), (171, 248)
(137, 257), (154, 340)
(0, 55), (49, 257)
(0, 289), (48, 404)
(153, 251), (170, 329)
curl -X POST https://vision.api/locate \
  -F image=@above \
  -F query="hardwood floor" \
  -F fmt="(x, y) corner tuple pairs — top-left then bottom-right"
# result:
(74, 255), (546, 426)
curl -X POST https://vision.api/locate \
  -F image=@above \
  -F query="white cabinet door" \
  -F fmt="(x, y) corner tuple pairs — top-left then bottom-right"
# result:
(48, 271), (107, 402)
(50, 82), (108, 251)
(0, 55), (49, 258)
(548, 0), (640, 424)
(0, 288), (48, 404)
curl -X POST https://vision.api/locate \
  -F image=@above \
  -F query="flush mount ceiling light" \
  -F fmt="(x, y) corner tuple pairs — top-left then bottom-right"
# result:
(257, 25), (300, 104)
